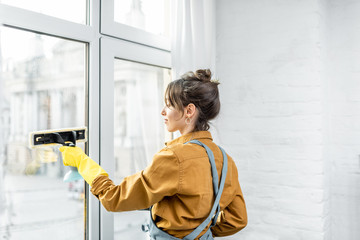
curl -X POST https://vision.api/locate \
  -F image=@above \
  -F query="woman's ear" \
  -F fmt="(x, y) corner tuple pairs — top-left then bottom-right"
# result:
(186, 103), (197, 117)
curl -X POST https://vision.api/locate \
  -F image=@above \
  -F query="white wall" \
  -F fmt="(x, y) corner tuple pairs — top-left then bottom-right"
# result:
(326, 0), (360, 239)
(215, 0), (360, 239)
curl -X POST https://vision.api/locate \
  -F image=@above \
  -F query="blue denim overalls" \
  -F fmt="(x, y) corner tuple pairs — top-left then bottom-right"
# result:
(142, 140), (228, 240)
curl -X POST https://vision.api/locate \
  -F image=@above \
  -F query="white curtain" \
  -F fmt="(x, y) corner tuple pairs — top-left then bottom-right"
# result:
(171, 0), (216, 79)
(171, 0), (221, 140)
(0, 27), (5, 209)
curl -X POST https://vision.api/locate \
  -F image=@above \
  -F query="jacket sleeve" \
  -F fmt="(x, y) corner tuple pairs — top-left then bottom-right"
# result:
(211, 162), (248, 237)
(90, 148), (180, 212)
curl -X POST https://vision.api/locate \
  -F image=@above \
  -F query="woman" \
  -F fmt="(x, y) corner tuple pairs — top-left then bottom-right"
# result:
(60, 69), (247, 239)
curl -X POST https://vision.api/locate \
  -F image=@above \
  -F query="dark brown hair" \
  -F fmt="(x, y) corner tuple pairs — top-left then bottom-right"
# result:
(165, 69), (220, 131)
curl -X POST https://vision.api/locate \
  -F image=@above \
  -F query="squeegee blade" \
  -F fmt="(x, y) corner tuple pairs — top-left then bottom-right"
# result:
(28, 127), (87, 148)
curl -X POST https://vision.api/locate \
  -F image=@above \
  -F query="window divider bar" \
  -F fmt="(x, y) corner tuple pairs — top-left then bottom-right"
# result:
(0, 3), (95, 43)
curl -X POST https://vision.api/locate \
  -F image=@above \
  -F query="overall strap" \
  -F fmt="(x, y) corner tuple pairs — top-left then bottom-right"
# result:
(183, 140), (228, 240)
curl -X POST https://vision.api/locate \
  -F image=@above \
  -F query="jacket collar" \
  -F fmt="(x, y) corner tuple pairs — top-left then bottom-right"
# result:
(165, 131), (213, 147)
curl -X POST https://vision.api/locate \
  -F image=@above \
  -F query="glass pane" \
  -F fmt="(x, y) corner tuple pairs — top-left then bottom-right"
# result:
(2, 0), (87, 24)
(114, 0), (170, 37)
(0, 26), (86, 239)
(113, 59), (171, 239)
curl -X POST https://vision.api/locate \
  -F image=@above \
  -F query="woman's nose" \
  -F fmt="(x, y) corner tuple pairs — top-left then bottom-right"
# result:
(161, 107), (166, 116)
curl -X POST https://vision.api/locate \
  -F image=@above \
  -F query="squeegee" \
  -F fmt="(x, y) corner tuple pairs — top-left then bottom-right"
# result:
(29, 127), (88, 182)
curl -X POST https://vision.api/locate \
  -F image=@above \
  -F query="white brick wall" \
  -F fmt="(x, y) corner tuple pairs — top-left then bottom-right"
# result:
(215, 0), (360, 239)
(326, 0), (360, 239)
(214, 0), (335, 239)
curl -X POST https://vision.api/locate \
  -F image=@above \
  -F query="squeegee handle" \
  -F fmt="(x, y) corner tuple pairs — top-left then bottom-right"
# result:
(67, 131), (76, 147)
(53, 131), (77, 147)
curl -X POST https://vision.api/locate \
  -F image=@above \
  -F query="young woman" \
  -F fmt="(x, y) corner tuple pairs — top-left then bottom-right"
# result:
(60, 69), (247, 239)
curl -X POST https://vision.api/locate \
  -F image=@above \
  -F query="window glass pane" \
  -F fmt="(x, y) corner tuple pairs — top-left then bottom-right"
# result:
(2, 0), (87, 24)
(113, 59), (171, 239)
(114, 0), (170, 37)
(0, 27), (86, 239)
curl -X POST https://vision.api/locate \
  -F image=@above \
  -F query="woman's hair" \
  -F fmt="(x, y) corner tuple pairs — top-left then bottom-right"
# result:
(165, 69), (220, 131)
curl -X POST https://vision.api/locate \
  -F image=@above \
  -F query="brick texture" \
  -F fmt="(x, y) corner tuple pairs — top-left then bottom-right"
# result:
(213, 0), (360, 239)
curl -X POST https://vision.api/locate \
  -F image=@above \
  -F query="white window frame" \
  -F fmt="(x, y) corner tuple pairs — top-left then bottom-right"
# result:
(0, 2), (101, 240)
(100, 0), (171, 51)
(0, 1), (172, 239)
(100, 36), (171, 240)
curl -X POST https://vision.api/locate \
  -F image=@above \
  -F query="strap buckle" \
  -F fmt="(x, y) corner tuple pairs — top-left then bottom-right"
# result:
(141, 223), (150, 232)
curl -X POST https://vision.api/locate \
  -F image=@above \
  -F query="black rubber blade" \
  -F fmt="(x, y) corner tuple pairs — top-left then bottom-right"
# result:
(32, 129), (86, 146)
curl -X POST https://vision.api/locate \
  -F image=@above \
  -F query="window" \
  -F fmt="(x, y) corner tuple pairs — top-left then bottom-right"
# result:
(113, 59), (170, 238)
(101, 0), (171, 50)
(114, 0), (170, 37)
(1, 0), (87, 24)
(0, 26), (86, 239)
(100, 37), (171, 239)
(0, 1), (172, 239)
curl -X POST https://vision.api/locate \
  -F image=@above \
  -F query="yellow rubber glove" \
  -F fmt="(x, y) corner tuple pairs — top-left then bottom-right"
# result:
(59, 146), (108, 186)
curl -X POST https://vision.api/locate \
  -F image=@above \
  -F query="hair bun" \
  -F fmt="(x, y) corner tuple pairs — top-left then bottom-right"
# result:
(195, 69), (212, 82)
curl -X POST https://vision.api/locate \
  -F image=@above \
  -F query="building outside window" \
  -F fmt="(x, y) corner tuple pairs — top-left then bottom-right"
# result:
(0, 26), (86, 239)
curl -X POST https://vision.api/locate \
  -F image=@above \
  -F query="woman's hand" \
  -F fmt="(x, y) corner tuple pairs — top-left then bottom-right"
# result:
(59, 146), (87, 168)
(59, 146), (108, 186)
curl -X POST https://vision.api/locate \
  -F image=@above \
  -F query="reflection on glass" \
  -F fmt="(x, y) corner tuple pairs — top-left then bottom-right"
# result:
(2, 0), (87, 24)
(114, 0), (170, 36)
(0, 27), (86, 239)
(113, 59), (171, 239)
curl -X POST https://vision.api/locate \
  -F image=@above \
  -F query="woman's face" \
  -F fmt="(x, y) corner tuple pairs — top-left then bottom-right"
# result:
(161, 104), (187, 133)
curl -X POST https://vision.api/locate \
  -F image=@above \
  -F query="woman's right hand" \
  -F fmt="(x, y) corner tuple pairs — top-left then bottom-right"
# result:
(59, 146), (87, 168)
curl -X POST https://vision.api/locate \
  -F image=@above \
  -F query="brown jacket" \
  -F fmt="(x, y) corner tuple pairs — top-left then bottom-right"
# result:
(91, 131), (247, 238)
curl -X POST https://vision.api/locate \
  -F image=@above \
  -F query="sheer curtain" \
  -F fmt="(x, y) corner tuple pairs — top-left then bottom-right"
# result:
(0, 28), (5, 209)
(171, 0), (220, 140)
(171, 0), (216, 79)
